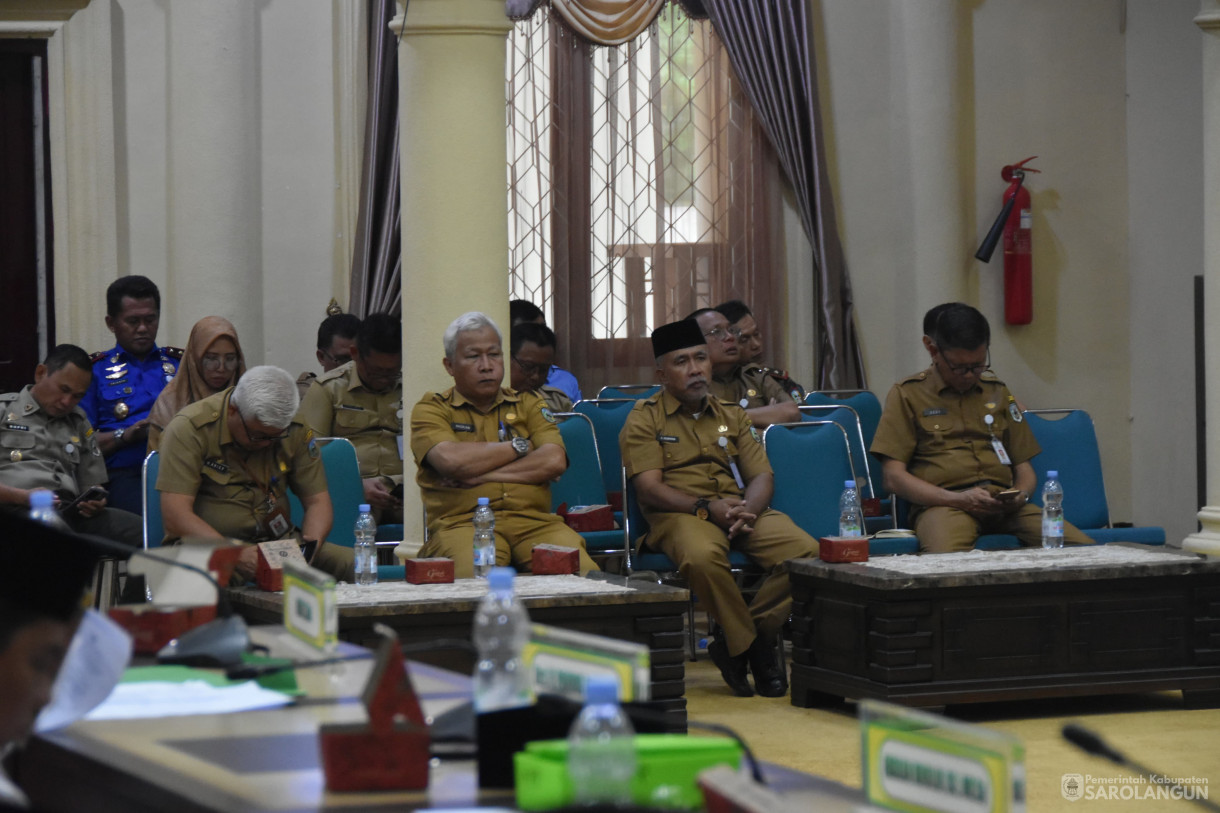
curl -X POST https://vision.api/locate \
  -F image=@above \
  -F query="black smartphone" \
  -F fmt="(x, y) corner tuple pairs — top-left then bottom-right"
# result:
(59, 485), (108, 514)
(390, 483), (404, 501)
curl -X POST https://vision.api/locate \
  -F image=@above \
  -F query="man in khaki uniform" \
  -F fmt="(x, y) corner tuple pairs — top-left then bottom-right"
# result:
(296, 311), (361, 400)
(871, 302), (1091, 553)
(714, 300), (806, 402)
(689, 308), (800, 430)
(620, 319), (817, 698)
(509, 322), (573, 413)
(412, 312), (597, 577)
(298, 313), (403, 523)
(0, 345), (142, 546)
(157, 365), (354, 582)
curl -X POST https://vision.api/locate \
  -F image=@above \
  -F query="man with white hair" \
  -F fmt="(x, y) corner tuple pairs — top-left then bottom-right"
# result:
(411, 312), (597, 577)
(157, 365), (354, 582)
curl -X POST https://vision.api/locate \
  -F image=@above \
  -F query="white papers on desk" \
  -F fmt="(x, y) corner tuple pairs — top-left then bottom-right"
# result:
(35, 609), (132, 733)
(84, 680), (293, 721)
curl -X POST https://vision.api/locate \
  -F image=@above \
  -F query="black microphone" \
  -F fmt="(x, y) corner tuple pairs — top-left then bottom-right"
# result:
(1062, 724), (1220, 812)
(79, 534), (251, 668)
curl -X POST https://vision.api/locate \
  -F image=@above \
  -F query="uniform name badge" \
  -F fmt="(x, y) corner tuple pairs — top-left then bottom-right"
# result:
(991, 436), (1012, 466)
(267, 510), (291, 538)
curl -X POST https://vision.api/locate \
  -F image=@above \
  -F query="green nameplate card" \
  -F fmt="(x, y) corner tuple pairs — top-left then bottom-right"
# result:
(282, 559), (337, 652)
(522, 623), (650, 702)
(861, 699), (1025, 813)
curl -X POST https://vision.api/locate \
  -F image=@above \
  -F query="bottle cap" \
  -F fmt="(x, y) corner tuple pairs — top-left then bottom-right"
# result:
(478, 497), (490, 506)
(844, 480), (854, 489)
(1046, 470), (1058, 479)
(30, 490), (55, 508)
(487, 566), (514, 592)
(358, 503), (371, 512)
(584, 674), (620, 705)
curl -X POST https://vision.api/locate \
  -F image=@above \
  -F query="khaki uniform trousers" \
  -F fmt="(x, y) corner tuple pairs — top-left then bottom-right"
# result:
(421, 509), (598, 578)
(914, 502), (1093, 553)
(646, 509), (817, 657)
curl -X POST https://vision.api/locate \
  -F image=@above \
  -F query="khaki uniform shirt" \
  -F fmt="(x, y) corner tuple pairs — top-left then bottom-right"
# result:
(157, 389), (327, 542)
(870, 366), (1038, 492)
(0, 386), (106, 497)
(536, 385), (573, 414)
(619, 391), (770, 527)
(298, 362), (404, 485)
(710, 365), (793, 410)
(295, 371), (317, 401)
(410, 387), (563, 531)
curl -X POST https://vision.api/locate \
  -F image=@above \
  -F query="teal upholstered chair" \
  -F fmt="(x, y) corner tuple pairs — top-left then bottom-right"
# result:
(596, 384), (660, 400)
(142, 450), (163, 549)
(552, 412), (626, 568)
(572, 398), (640, 510)
(1025, 409), (1165, 545)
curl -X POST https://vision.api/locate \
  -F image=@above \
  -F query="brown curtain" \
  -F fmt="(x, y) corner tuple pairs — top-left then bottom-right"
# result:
(701, 0), (865, 389)
(515, 7), (786, 394)
(348, 0), (402, 317)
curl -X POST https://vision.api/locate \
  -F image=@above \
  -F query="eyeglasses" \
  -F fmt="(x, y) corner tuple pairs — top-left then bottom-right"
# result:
(702, 326), (740, 342)
(201, 354), (240, 372)
(319, 349), (351, 367)
(238, 410), (289, 443)
(513, 356), (549, 377)
(936, 346), (991, 377)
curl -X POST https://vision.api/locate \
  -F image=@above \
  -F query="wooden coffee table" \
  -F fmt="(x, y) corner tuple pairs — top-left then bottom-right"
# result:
(787, 546), (1220, 709)
(229, 572), (691, 729)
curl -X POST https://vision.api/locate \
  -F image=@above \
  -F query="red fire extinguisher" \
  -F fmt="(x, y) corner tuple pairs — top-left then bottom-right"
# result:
(975, 156), (1040, 325)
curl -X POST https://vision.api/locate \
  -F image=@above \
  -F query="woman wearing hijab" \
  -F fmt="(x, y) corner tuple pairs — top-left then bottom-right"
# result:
(147, 316), (247, 451)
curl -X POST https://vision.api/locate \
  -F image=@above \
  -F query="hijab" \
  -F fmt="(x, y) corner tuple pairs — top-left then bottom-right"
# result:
(147, 316), (247, 451)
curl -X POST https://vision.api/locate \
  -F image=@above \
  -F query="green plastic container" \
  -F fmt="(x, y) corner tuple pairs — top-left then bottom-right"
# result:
(513, 733), (742, 810)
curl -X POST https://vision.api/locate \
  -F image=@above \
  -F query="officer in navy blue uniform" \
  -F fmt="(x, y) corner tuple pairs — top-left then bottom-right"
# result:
(79, 276), (181, 516)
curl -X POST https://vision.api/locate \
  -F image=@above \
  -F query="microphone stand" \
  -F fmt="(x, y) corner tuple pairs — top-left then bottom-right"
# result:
(1063, 724), (1220, 812)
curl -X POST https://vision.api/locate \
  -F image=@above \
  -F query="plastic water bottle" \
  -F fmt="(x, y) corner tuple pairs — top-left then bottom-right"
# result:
(353, 503), (378, 585)
(839, 480), (864, 537)
(473, 567), (532, 712)
(1041, 472), (1064, 549)
(568, 674), (636, 806)
(29, 490), (72, 531)
(473, 497), (496, 578)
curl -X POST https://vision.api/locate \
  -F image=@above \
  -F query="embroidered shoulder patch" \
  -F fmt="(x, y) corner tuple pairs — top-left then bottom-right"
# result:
(540, 406), (556, 424)
(1009, 402), (1023, 422)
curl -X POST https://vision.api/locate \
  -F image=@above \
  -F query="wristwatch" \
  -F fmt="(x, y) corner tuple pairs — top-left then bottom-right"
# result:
(692, 498), (710, 521)
(112, 428), (126, 445)
(510, 436), (530, 458)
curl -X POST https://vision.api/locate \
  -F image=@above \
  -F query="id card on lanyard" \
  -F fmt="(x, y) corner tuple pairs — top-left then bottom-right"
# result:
(984, 413), (1011, 465)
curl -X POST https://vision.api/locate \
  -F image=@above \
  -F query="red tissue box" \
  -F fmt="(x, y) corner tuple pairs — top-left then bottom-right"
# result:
(607, 490), (624, 512)
(256, 540), (307, 592)
(819, 536), (870, 563)
(109, 603), (218, 654)
(558, 503), (614, 532)
(532, 544), (579, 575)
(406, 557), (455, 584)
(862, 497), (882, 517)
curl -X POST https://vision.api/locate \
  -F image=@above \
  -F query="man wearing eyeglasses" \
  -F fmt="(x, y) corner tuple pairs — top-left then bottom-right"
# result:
(296, 311), (361, 400)
(871, 302), (1091, 553)
(508, 322), (573, 413)
(689, 308), (800, 430)
(157, 365), (355, 582)
(298, 313), (404, 523)
(80, 275), (182, 516)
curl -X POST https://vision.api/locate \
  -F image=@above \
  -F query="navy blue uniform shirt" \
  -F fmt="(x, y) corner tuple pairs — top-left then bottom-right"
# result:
(80, 343), (180, 470)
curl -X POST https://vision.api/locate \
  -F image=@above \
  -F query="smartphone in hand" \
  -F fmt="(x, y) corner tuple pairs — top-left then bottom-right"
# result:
(59, 485), (108, 514)
(996, 488), (1024, 503)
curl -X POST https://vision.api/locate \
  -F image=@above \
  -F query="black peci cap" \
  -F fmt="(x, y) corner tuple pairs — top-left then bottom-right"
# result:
(0, 510), (100, 623)
(651, 319), (706, 359)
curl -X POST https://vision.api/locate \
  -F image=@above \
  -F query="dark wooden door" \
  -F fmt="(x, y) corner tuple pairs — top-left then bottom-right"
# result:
(0, 41), (53, 393)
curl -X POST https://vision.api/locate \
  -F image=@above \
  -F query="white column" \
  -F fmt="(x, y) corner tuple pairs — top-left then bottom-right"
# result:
(1184, 1), (1220, 555)
(165, 1), (262, 352)
(895, 1), (966, 362)
(394, 0), (513, 554)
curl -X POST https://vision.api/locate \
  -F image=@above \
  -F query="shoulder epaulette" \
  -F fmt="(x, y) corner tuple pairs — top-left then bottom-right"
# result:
(315, 365), (348, 384)
(900, 370), (930, 385)
(89, 350), (110, 364)
(0, 392), (19, 403)
(162, 346), (184, 360)
(757, 365), (806, 400)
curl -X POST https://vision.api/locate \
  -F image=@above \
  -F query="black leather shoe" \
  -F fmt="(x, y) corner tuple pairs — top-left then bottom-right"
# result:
(748, 636), (788, 697)
(707, 638), (754, 697)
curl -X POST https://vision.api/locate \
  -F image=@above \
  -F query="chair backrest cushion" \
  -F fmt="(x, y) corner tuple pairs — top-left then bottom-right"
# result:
(289, 437), (365, 547)
(764, 422), (856, 540)
(1025, 410), (1111, 529)
(142, 451), (162, 549)
(573, 399), (640, 497)
(552, 413), (608, 510)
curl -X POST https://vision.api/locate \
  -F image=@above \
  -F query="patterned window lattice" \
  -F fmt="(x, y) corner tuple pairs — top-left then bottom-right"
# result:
(507, 5), (738, 339)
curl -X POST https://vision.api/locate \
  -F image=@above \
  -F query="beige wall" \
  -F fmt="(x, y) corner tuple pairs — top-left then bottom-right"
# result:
(816, 0), (1203, 539)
